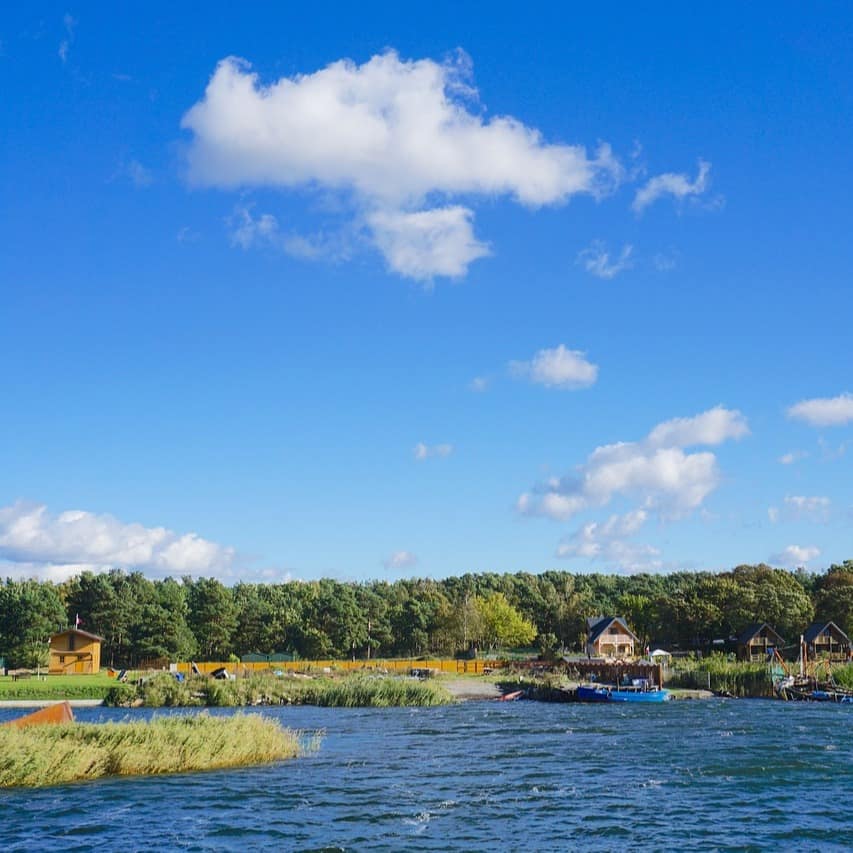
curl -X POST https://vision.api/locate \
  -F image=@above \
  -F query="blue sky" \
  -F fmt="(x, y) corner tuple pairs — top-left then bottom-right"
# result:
(1, 3), (852, 583)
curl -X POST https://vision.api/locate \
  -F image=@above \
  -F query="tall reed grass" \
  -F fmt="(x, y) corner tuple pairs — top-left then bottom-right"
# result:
(105, 672), (452, 708)
(0, 713), (303, 788)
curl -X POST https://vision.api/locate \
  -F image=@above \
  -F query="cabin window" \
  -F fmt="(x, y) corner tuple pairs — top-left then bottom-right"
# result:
(59, 655), (66, 664)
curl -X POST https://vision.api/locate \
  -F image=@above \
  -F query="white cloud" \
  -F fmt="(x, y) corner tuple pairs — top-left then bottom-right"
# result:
(58, 13), (75, 63)
(367, 206), (489, 281)
(469, 376), (489, 392)
(633, 159), (711, 213)
(126, 159), (153, 188)
(510, 344), (598, 390)
(383, 550), (418, 570)
(414, 442), (453, 460)
(787, 392), (853, 427)
(652, 251), (678, 272)
(518, 406), (748, 521)
(556, 510), (661, 572)
(228, 204), (280, 250)
(767, 507), (780, 524)
(771, 544), (821, 567)
(645, 406), (750, 449)
(0, 501), (236, 581)
(784, 495), (831, 522)
(182, 51), (624, 280)
(779, 450), (807, 465)
(577, 241), (633, 280)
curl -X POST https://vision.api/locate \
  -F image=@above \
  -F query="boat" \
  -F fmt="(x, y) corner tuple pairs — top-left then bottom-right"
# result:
(498, 689), (524, 701)
(576, 684), (670, 703)
(2, 701), (74, 728)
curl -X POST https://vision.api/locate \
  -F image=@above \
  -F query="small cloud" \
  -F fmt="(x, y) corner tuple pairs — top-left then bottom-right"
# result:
(228, 204), (280, 250)
(633, 159), (711, 213)
(781, 495), (831, 523)
(768, 507), (779, 524)
(652, 251), (678, 272)
(509, 344), (598, 390)
(413, 442), (453, 461)
(176, 226), (201, 244)
(779, 450), (808, 465)
(577, 241), (633, 280)
(58, 13), (75, 64)
(771, 544), (820, 567)
(787, 392), (853, 427)
(126, 159), (153, 188)
(383, 550), (418, 570)
(469, 376), (489, 393)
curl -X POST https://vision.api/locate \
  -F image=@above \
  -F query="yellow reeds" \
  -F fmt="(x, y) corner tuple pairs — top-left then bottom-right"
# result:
(0, 713), (304, 788)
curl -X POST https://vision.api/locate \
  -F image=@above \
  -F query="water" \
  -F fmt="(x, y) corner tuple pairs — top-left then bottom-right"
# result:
(2, 700), (851, 851)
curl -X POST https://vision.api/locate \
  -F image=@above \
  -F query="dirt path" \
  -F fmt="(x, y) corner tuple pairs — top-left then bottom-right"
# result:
(442, 679), (502, 701)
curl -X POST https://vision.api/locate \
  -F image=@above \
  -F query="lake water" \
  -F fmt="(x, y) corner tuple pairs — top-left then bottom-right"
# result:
(2, 699), (851, 851)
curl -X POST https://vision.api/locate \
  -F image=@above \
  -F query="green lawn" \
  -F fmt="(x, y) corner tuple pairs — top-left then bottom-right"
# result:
(0, 673), (117, 700)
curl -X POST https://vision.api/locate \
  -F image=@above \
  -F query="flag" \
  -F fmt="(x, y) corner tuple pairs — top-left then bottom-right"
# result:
(75, 613), (81, 629)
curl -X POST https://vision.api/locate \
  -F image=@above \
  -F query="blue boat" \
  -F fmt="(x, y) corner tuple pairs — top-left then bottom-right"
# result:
(576, 684), (670, 703)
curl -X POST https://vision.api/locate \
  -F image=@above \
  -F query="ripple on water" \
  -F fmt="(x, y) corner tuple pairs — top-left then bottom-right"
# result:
(2, 701), (852, 850)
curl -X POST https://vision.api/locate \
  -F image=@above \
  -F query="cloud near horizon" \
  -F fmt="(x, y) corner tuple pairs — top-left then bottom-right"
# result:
(182, 51), (624, 280)
(518, 406), (749, 522)
(0, 501), (237, 582)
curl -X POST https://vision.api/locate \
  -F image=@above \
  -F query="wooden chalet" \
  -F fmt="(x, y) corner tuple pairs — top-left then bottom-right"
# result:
(586, 616), (639, 659)
(803, 621), (851, 661)
(49, 628), (103, 675)
(736, 623), (785, 662)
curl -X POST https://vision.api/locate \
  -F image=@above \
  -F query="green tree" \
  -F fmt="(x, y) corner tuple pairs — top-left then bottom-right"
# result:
(0, 579), (65, 670)
(474, 593), (537, 650)
(185, 577), (237, 660)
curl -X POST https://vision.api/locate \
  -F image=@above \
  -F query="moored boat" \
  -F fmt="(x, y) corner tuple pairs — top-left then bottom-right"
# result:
(576, 684), (670, 703)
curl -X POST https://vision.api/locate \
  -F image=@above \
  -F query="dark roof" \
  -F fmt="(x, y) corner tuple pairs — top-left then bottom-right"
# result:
(586, 615), (638, 644)
(803, 621), (850, 644)
(51, 627), (104, 643)
(736, 622), (785, 646)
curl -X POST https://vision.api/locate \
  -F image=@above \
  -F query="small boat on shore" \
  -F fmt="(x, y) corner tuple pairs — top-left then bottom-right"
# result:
(576, 684), (670, 703)
(2, 701), (75, 728)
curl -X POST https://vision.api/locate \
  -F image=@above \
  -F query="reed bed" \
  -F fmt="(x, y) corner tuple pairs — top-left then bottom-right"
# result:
(105, 672), (452, 708)
(0, 713), (303, 788)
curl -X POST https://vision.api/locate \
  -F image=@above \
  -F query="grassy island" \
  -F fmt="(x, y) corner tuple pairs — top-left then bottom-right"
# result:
(0, 713), (304, 788)
(104, 671), (453, 708)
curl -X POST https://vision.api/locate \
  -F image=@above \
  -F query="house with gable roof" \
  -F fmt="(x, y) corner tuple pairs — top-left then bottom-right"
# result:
(585, 616), (639, 659)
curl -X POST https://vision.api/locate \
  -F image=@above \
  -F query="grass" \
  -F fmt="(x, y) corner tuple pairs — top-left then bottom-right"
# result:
(0, 713), (304, 788)
(105, 671), (453, 708)
(0, 673), (118, 700)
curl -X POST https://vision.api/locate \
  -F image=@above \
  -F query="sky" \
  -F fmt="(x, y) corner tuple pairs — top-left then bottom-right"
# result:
(1, 3), (852, 584)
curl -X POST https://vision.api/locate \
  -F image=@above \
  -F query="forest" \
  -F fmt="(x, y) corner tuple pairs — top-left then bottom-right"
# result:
(1, 561), (851, 669)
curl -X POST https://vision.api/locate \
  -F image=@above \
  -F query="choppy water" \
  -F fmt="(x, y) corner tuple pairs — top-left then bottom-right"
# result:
(2, 699), (851, 851)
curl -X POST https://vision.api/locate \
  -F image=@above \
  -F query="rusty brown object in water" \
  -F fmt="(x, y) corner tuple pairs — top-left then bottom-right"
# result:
(2, 701), (74, 728)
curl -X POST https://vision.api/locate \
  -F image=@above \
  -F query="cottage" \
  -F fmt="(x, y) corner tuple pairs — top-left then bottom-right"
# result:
(586, 616), (639, 659)
(49, 628), (103, 675)
(736, 623), (785, 662)
(803, 621), (851, 661)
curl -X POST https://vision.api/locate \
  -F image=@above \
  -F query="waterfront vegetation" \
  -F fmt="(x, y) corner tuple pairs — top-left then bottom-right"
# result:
(2, 562), (853, 670)
(104, 671), (453, 708)
(0, 713), (304, 788)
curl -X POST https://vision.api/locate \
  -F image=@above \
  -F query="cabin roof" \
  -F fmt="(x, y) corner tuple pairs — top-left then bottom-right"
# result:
(586, 615), (639, 645)
(736, 622), (785, 646)
(50, 627), (104, 643)
(803, 621), (850, 644)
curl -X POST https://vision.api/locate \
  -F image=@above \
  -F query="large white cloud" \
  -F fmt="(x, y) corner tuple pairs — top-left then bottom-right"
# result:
(787, 392), (853, 427)
(510, 344), (598, 390)
(517, 406), (748, 521)
(0, 501), (236, 581)
(182, 51), (623, 280)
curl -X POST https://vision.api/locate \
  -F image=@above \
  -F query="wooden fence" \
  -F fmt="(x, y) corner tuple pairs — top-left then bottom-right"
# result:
(175, 658), (493, 676)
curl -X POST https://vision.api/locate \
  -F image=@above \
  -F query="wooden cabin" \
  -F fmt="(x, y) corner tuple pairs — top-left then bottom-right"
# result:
(736, 623), (785, 662)
(803, 621), (851, 661)
(49, 628), (103, 675)
(586, 616), (638, 659)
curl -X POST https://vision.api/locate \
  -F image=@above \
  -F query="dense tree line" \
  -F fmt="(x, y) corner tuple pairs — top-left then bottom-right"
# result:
(1, 562), (851, 669)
